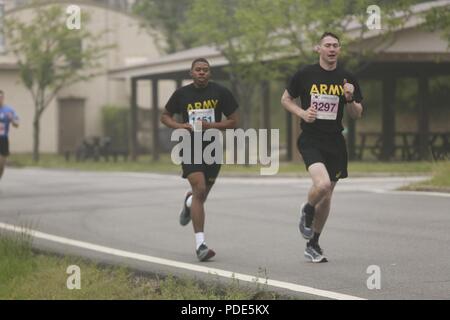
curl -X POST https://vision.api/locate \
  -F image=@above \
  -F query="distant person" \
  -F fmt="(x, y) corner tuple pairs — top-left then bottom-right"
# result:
(0, 90), (20, 181)
(281, 32), (364, 263)
(161, 58), (239, 261)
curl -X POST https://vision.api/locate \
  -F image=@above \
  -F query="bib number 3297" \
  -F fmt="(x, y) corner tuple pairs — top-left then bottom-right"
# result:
(311, 94), (339, 120)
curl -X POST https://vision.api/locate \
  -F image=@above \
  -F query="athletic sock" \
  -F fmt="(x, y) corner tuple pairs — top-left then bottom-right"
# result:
(185, 195), (193, 208)
(195, 232), (205, 250)
(308, 232), (321, 246)
(304, 203), (315, 227)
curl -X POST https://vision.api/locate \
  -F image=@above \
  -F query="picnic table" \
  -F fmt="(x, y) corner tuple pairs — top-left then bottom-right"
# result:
(355, 131), (449, 161)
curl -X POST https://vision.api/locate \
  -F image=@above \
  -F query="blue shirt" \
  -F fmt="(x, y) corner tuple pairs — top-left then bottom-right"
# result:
(0, 105), (19, 137)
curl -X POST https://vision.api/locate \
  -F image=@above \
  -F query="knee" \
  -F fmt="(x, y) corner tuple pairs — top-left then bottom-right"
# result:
(192, 185), (208, 203)
(315, 180), (332, 197)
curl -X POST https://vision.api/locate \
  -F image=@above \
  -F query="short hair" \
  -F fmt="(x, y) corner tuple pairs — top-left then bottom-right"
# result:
(319, 32), (340, 43)
(191, 58), (210, 70)
(0, 90), (4, 95)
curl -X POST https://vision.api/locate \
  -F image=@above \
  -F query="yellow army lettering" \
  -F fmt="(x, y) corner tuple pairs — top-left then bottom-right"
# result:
(310, 84), (344, 96)
(187, 99), (218, 111)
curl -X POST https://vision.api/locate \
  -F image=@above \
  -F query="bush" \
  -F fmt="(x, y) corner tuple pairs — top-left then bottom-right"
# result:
(102, 105), (130, 151)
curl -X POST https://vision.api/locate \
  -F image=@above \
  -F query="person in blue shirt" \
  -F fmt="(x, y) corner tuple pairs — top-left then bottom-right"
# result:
(0, 90), (20, 180)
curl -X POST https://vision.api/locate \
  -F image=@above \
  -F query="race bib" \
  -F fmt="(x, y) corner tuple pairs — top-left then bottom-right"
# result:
(188, 109), (215, 126)
(0, 123), (5, 136)
(311, 94), (339, 120)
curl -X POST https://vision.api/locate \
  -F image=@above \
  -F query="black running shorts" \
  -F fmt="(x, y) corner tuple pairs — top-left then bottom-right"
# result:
(297, 131), (348, 182)
(0, 137), (9, 157)
(182, 162), (221, 185)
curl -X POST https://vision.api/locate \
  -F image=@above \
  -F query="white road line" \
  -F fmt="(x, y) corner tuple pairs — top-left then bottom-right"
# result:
(0, 222), (365, 301)
(372, 189), (450, 198)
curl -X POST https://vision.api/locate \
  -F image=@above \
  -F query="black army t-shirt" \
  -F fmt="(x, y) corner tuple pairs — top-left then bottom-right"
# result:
(165, 81), (238, 124)
(287, 63), (363, 134)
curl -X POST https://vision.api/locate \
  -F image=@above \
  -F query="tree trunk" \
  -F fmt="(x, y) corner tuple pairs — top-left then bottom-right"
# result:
(33, 109), (40, 163)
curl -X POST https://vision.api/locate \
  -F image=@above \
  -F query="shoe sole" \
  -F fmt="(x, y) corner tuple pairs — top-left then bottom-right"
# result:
(179, 192), (192, 226)
(304, 251), (328, 263)
(179, 210), (191, 226)
(300, 225), (314, 240)
(299, 203), (314, 240)
(198, 249), (215, 262)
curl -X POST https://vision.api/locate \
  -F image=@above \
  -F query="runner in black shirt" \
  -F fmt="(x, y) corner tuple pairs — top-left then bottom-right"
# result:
(281, 32), (364, 263)
(161, 58), (239, 261)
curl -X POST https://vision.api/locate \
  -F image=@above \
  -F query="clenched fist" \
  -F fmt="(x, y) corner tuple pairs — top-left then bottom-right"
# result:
(302, 106), (317, 123)
(343, 78), (354, 102)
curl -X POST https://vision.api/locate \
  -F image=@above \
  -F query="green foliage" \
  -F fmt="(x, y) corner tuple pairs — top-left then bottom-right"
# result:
(424, 6), (450, 47)
(132, 0), (195, 53)
(4, 4), (112, 161)
(0, 233), (283, 299)
(181, 0), (425, 131)
(102, 105), (130, 150)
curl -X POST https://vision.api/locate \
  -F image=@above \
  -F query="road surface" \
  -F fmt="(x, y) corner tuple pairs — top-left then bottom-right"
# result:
(1, 168), (449, 300)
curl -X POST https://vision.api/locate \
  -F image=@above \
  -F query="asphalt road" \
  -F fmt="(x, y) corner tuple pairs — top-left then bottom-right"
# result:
(1, 168), (449, 300)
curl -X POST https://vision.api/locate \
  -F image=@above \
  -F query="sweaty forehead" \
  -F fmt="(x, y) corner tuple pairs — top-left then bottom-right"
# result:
(192, 62), (210, 69)
(321, 36), (339, 45)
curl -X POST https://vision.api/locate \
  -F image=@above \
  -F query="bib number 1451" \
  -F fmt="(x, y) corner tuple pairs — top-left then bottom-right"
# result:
(188, 109), (215, 126)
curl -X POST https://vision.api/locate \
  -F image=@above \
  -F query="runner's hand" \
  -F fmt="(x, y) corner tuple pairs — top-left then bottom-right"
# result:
(201, 121), (212, 130)
(179, 123), (193, 131)
(302, 107), (317, 123)
(343, 79), (354, 102)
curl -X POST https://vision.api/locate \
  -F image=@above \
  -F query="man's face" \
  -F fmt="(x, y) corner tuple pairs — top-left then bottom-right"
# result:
(318, 36), (341, 64)
(190, 62), (211, 87)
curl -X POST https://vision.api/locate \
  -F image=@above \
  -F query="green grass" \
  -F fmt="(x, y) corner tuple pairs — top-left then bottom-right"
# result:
(0, 232), (284, 300)
(400, 161), (450, 192)
(8, 153), (179, 174)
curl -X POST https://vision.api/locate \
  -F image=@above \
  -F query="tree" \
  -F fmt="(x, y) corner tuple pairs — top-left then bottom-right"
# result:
(132, 0), (195, 53)
(5, 4), (112, 162)
(182, 0), (425, 162)
(182, 0), (283, 131)
(424, 6), (450, 47)
(261, 0), (421, 73)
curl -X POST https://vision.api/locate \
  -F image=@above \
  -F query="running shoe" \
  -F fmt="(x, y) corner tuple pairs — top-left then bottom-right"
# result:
(196, 243), (215, 262)
(179, 191), (192, 226)
(304, 242), (328, 263)
(299, 203), (314, 240)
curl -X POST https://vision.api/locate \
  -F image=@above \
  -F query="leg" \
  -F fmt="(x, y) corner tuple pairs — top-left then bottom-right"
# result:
(0, 155), (6, 180)
(307, 163), (332, 206)
(187, 172), (208, 233)
(313, 181), (337, 233)
(186, 170), (217, 261)
(203, 163), (220, 201)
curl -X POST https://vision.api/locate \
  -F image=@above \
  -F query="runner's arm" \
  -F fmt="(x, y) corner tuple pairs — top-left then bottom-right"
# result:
(160, 110), (192, 130)
(202, 111), (239, 130)
(8, 113), (19, 128)
(281, 90), (304, 118)
(281, 90), (316, 123)
(345, 101), (363, 119)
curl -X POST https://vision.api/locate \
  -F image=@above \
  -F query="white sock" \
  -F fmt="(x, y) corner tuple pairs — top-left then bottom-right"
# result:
(195, 232), (205, 250)
(186, 195), (192, 208)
